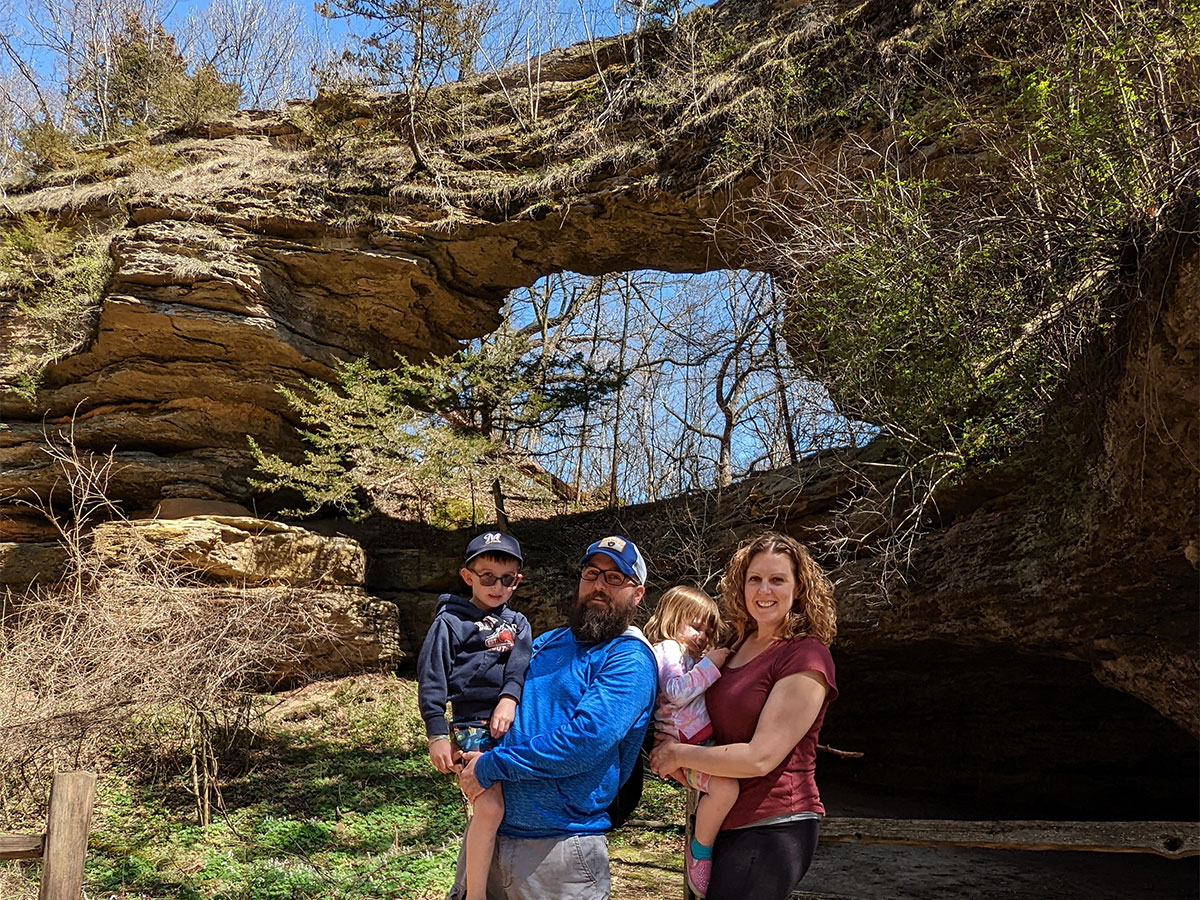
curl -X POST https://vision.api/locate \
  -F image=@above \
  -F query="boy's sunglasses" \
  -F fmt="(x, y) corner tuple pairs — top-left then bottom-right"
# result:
(469, 571), (519, 587)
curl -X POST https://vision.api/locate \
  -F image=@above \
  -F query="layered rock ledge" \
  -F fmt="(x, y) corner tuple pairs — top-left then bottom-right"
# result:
(0, 0), (1195, 800)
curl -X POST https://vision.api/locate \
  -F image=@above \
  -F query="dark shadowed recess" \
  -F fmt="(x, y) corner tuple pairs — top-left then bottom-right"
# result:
(819, 643), (1199, 822)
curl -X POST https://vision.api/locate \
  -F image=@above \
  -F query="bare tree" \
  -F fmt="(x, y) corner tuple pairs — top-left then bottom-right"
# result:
(317, 0), (498, 175)
(180, 0), (320, 108)
(17, 0), (170, 137)
(0, 70), (34, 183)
(1, 430), (338, 823)
(494, 266), (854, 507)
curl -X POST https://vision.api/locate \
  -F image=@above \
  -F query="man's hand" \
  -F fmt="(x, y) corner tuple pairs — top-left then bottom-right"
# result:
(458, 750), (486, 802)
(704, 647), (732, 668)
(428, 737), (461, 774)
(490, 696), (517, 739)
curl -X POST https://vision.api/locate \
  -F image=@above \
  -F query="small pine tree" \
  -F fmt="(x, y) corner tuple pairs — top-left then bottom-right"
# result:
(17, 120), (77, 174)
(252, 336), (621, 523)
(161, 63), (241, 129)
(72, 16), (186, 138)
(70, 15), (240, 141)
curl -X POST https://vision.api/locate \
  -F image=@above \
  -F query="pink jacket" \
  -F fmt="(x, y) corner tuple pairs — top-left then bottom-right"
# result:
(652, 639), (721, 742)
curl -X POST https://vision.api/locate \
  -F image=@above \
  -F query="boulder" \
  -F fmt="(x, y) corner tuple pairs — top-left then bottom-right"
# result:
(0, 541), (69, 586)
(152, 498), (253, 519)
(90, 515), (366, 586)
(274, 587), (403, 680)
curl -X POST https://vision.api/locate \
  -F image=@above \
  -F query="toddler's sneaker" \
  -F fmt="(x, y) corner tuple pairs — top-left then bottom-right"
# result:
(685, 844), (711, 897)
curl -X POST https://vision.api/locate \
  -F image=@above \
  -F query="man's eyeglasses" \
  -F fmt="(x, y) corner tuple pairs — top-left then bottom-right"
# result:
(470, 571), (519, 587)
(580, 566), (634, 587)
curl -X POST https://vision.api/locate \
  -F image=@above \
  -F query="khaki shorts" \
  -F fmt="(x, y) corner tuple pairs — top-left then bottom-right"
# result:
(449, 820), (609, 900)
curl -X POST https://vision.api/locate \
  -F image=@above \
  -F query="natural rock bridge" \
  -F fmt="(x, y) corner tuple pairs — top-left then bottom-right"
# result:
(1, 0), (1196, 821)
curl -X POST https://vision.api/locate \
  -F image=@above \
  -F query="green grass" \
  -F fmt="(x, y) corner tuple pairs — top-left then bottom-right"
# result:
(6, 675), (688, 900)
(83, 678), (465, 900)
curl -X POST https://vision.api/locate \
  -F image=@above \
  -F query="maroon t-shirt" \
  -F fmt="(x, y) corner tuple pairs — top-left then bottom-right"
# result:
(705, 637), (837, 829)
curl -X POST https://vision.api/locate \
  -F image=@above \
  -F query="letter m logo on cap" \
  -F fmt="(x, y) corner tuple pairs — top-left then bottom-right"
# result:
(483, 532), (503, 545)
(598, 536), (627, 552)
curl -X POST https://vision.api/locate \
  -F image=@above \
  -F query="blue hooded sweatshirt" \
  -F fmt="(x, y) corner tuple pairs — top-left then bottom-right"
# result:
(416, 593), (532, 738)
(473, 625), (657, 838)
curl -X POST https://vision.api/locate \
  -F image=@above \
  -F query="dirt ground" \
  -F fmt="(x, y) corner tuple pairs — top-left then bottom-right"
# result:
(800, 841), (1198, 900)
(610, 831), (686, 900)
(609, 785), (1199, 900)
(610, 832), (1199, 900)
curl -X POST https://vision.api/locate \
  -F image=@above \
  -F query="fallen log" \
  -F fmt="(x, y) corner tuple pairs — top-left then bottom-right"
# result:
(818, 817), (1200, 859)
(0, 832), (43, 860)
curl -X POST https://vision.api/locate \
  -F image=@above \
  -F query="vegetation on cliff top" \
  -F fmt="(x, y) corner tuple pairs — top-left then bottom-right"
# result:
(736, 1), (1198, 473)
(246, 0), (1198, 537)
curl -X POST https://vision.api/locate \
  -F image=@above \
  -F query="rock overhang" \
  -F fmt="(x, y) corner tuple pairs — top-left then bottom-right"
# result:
(0, 0), (1195, 751)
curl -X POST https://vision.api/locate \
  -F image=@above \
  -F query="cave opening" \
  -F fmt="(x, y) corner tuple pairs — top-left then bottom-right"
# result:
(820, 642), (1199, 822)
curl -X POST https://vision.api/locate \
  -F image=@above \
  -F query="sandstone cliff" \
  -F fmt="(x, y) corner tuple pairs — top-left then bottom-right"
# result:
(0, 31), (735, 528)
(0, 0), (1196, 815)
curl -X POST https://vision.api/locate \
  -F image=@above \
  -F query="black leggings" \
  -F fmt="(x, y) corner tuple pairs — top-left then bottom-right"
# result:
(706, 818), (820, 900)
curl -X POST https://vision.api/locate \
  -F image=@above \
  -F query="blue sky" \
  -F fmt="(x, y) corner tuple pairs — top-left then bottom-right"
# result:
(0, 0), (689, 111)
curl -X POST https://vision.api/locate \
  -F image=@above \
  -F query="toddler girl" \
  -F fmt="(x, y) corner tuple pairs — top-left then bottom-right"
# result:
(645, 586), (739, 898)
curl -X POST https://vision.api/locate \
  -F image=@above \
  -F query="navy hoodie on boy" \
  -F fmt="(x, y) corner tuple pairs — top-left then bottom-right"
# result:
(417, 593), (533, 738)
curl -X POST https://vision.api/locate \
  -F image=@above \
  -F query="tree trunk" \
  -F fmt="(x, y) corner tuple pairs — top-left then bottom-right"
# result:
(608, 284), (631, 507)
(491, 476), (509, 530)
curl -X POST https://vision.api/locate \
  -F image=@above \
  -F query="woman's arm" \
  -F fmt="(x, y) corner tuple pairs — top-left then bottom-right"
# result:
(650, 670), (828, 779)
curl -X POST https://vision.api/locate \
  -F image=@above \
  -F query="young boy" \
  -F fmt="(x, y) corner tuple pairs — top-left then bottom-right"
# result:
(417, 531), (531, 900)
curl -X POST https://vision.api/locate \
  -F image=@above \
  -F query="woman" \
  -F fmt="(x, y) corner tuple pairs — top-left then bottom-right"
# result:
(650, 531), (837, 900)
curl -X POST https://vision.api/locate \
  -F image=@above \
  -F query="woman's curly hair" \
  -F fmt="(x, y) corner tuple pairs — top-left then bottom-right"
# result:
(718, 531), (837, 647)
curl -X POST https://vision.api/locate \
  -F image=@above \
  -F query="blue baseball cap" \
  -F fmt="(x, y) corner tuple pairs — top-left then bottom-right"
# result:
(580, 535), (647, 585)
(465, 531), (522, 566)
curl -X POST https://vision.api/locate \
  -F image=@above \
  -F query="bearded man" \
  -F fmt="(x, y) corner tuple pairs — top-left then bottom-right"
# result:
(454, 535), (657, 900)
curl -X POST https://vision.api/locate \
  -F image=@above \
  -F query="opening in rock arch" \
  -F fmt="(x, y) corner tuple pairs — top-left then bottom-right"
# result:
(485, 267), (873, 513)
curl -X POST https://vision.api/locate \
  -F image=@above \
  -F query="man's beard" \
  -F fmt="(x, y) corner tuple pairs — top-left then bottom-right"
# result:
(569, 590), (636, 643)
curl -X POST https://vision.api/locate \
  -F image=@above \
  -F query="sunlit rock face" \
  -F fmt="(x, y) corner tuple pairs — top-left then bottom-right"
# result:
(0, 0), (1194, 801)
(112, 515), (398, 679)
(0, 54), (735, 518)
(90, 515), (368, 586)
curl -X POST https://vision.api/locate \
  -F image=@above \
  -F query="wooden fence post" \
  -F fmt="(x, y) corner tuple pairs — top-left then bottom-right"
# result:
(37, 771), (96, 900)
